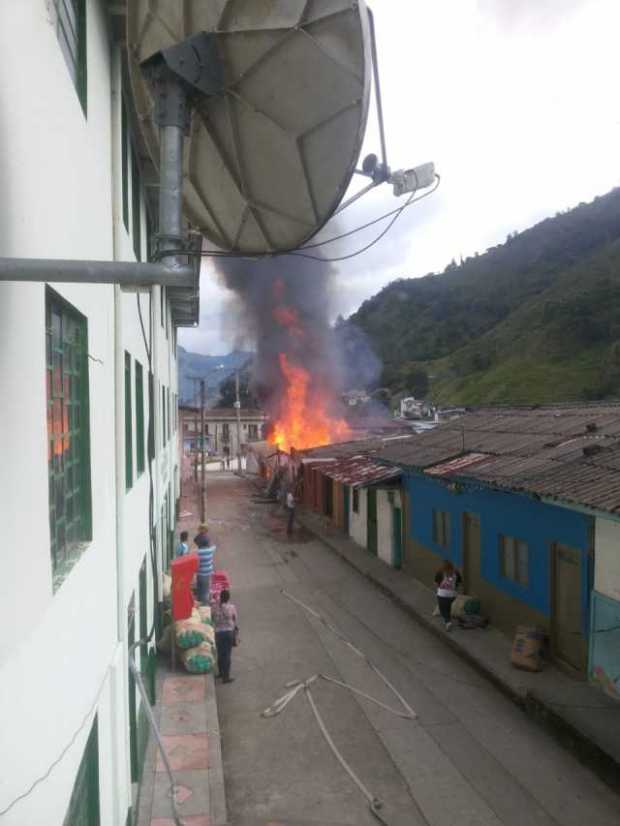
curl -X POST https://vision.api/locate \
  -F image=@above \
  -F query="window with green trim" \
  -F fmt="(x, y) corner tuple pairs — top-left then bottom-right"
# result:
(121, 103), (129, 231)
(62, 716), (100, 826)
(162, 386), (167, 447)
(46, 289), (92, 588)
(131, 146), (141, 262)
(135, 360), (145, 476)
(54, 0), (87, 115)
(148, 371), (155, 460)
(125, 352), (133, 490)
(160, 286), (166, 329)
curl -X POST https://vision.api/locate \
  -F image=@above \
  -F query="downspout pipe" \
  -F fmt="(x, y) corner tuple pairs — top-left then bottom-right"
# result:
(0, 257), (194, 286)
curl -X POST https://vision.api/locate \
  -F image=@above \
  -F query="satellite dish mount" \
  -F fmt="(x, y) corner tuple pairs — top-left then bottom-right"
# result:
(141, 33), (224, 267)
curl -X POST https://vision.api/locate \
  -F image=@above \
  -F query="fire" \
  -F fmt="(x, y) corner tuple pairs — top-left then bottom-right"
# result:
(268, 353), (350, 452)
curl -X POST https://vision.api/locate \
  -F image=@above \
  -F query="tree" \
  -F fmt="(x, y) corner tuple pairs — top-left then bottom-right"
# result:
(215, 363), (258, 408)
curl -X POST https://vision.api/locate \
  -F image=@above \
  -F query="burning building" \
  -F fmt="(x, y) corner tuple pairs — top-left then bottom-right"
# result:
(214, 254), (361, 454)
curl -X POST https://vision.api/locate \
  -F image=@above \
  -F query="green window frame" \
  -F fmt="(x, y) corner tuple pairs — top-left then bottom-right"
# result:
(125, 352), (133, 490)
(121, 102), (129, 231)
(131, 145), (142, 262)
(160, 286), (165, 328)
(499, 534), (529, 586)
(46, 288), (92, 588)
(135, 360), (145, 476)
(63, 716), (100, 826)
(352, 487), (359, 514)
(148, 371), (155, 461)
(162, 386), (166, 447)
(54, 0), (87, 115)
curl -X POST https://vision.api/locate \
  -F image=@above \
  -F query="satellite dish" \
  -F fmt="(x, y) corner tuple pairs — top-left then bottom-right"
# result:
(127, 1), (371, 254)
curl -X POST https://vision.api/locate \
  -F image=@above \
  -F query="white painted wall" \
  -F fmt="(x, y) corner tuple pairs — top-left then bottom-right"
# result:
(595, 518), (620, 602)
(349, 487), (367, 548)
(377, 490), (393, 566)
(0, 3), (180, 824)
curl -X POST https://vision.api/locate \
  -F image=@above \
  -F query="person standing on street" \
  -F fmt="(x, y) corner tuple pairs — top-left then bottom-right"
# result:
(213, 589), (237, 683)
(194, 522), (215, 604)
(434, 559), (462, 631)
(286, 488), (296, 537)
(175, 530), (189, 558)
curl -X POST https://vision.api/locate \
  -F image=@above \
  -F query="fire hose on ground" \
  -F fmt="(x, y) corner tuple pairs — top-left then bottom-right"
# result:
(259, 591), (419, 825)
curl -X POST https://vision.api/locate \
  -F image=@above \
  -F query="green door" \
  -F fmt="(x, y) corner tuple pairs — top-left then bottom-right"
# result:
(63, 717), (100, 826)
(392, 507), (403, 569)
(367, 489), (378, 555)
(127, 594), (138, 783)
(552, 544), (588, 673)
(343, 486), (350, 534)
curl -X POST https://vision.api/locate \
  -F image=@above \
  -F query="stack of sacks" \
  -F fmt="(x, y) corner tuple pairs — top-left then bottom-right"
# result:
(182, 643), (215, 674)
(197, 605), (213, 626)
(176, 610), (216, 673)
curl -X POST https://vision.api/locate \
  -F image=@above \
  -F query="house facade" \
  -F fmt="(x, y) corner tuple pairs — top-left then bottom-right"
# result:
(376, 404), (620, 678)
(0, 3), (195, 824)
(180, 405), (266, 457)
(591, 517), (620, 699)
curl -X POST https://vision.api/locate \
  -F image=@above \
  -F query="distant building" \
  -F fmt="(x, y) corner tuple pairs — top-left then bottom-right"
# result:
(180, 405), (267, 457)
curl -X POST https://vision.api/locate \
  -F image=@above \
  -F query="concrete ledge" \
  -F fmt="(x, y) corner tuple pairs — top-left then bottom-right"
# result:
(296, 507), (620, 793)
(205, 673), (228, 826)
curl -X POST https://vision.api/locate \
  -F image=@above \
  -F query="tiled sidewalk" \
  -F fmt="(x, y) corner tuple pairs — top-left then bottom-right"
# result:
(136, 666), (227, 826)
(136, 476), (228, 826)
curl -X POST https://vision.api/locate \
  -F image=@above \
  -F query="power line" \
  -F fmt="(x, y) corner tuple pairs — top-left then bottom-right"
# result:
(153, 176), (440, 263)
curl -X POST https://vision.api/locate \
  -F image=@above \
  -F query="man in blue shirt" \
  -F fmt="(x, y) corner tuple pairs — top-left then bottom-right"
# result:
(194, 523), (215, 604)
(175, 531), (189, 558)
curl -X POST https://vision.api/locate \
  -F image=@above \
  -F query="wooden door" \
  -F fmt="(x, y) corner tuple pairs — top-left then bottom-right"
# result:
(462, 512), (481, 594)
(552, 544), (587, 673)
(367, 489), (378, 555)
(392, 507), (403, 569)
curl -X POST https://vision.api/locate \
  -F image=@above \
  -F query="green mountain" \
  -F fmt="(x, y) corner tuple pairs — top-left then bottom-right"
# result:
(348, 188), (620, 405)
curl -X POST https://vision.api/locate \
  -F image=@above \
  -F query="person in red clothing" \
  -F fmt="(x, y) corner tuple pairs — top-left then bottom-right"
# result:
(434, 560), (462, 631)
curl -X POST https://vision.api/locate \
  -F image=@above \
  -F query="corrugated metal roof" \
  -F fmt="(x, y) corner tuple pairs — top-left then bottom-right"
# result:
(426, 453), (491, 476)
(318, 455), (401, 488)
(373, 403), (620, 515)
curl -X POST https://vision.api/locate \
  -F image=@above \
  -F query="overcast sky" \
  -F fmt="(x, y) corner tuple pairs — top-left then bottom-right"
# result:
(180, 0), (620, 355)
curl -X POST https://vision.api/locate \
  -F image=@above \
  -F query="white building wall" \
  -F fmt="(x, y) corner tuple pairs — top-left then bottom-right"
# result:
(349, 487), (367, 548)
(377, 490), (393, 565)
(0, 3), (180, 823)
(595, 518), (620, 602)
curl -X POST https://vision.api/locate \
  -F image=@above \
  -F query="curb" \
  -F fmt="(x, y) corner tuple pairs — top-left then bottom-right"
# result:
(205, 673), (229, 825)
(297, 512), (620, 793)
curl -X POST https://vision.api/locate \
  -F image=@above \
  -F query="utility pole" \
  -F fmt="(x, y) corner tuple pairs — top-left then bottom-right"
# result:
(234, 370), (243, 474)
(200, 379), (206, 522)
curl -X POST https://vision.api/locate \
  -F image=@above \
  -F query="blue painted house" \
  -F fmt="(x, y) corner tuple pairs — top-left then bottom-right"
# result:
(377, 404), (620, 677)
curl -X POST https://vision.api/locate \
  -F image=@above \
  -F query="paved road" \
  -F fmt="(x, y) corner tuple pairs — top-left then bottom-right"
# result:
(206, 475), (620, 826)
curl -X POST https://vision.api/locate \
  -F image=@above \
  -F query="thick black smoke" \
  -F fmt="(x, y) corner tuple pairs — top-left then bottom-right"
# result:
(213, 253), (381, 425)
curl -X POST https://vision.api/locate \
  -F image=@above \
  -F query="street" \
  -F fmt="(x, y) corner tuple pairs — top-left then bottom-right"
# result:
(206, 474), (620, 826)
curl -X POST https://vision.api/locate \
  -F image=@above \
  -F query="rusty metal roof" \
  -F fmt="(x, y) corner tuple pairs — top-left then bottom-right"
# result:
(297, 433), (415, 461)
(374, 403), (620, 515)
(317, 455), (401, 488)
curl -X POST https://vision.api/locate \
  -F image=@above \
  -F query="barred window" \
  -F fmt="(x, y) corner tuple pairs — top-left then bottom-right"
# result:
(432, 509), (451, 548)
(54, 0), (87, 114)
(135, 361), (145, 475)
(499, 535), (529, 586)
(46, 289), (92, 587)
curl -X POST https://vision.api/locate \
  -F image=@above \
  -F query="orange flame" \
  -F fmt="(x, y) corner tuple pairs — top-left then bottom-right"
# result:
(268, 353), (350, 452)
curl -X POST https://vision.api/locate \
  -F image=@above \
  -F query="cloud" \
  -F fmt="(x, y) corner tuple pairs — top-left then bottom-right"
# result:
(181, 0), (620, 355)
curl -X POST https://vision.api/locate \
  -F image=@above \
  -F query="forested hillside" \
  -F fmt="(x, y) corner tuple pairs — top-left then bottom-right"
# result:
(348, 188), (620, 404)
